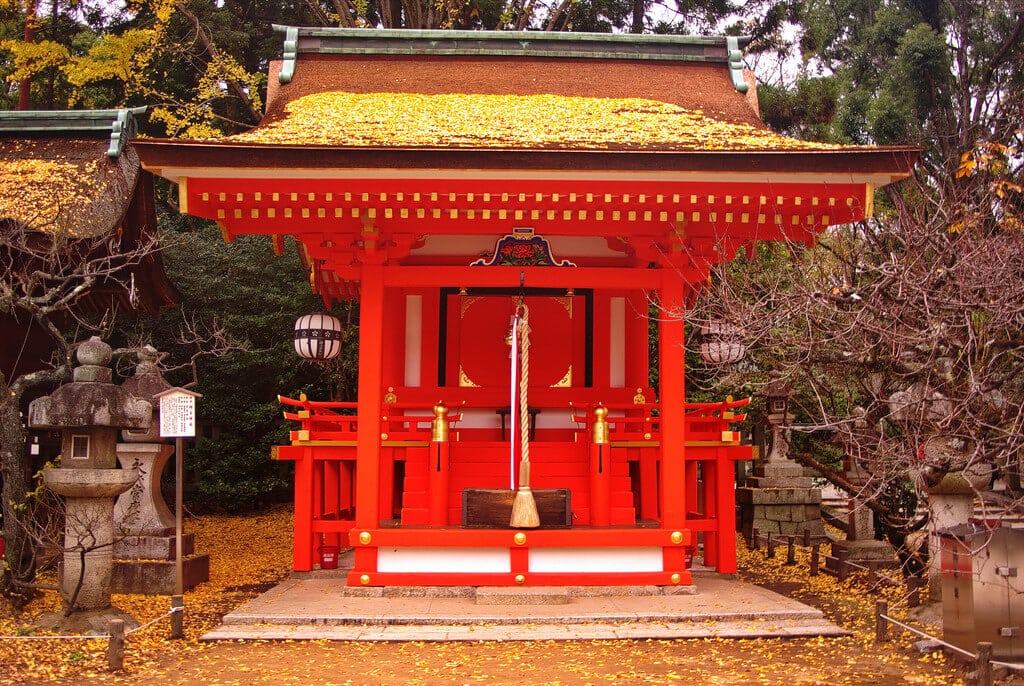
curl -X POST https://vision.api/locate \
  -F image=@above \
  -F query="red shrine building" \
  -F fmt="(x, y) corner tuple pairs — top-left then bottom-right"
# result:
(134, 28), (916, 588)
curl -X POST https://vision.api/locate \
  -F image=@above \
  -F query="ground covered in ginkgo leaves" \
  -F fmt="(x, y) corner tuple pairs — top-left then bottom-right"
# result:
(2, 505), (1020, 685)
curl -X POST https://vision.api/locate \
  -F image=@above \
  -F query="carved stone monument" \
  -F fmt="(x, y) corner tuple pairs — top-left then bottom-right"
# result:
(112, 346), (209, 594)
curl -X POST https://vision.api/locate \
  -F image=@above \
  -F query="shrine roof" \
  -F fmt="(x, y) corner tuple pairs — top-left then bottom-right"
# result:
(0, 109), (180, 313)
(231, 28), (820, 153)
(0, 108), (143, 236)
(134, 28), (917, 181)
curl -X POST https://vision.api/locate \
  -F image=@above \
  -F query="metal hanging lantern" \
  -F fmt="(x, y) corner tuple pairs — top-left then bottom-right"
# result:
(699, 320), (746, 365)
(294, 313), (343, 361)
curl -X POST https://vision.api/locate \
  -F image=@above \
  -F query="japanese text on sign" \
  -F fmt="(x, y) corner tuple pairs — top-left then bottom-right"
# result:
(160, 392), (196, 438)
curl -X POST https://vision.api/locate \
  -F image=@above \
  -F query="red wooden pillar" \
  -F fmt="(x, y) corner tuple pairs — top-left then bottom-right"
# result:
(427, 441), (450, 525)
(589, 405), (611, 526)
(639, 453), (660, 521)
(589, 443), (611, 526)
(353, 262), (385, 576)
(323, 460), (340, 547)
(702, 459), (719, 566)
(658, 273), (687, 530)
(715, 449), (738, 573)
(293, 447), (315, 571)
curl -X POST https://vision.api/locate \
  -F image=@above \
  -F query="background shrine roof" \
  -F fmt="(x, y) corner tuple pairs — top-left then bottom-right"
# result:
(228, 27), (836, 153)
(0, 108), (179, 314)
(0, 108), (144, 236)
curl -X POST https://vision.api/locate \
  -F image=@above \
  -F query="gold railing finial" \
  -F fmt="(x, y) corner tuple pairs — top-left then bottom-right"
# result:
(592, 404), (610, 445)
(432, 402), (450, 442)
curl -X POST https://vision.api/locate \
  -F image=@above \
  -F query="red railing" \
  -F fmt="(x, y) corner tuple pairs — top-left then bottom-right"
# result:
(280, 393), (749, 445)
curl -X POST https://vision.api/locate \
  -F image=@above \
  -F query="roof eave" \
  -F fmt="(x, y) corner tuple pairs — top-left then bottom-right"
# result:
(133, 139), (921, 183)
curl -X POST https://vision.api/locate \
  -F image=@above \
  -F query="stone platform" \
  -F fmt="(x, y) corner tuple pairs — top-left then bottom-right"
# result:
(200, 553), (849, 642)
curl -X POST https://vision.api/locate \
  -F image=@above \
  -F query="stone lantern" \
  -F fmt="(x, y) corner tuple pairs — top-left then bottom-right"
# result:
(738, 374), (825, 543)
(28, 337), (149, 617)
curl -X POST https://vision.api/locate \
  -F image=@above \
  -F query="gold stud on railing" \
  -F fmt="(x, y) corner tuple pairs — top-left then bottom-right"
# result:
(670, 531), (683, 545)
(514, 532), (527, 545)
(359, 531), (371, 545)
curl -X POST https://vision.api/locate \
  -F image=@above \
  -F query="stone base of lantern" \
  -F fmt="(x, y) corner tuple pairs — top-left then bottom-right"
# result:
(112, 553), (210, 595)
(38, 606), (140, 635)
(738, 486), (827, 542)
(826, 539), (899, 573)
(112, 532), (209, 594)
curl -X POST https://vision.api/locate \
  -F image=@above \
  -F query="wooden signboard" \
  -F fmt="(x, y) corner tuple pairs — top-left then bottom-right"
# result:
(462, 488), (572, 528)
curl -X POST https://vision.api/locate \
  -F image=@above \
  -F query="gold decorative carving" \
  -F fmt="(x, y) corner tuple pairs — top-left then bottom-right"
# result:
(633, 388), (647, 404)
(460, 295), (481, 317)
(555, 295), (573, 315)
(383, 386), (397, 404)
(459, 366), (480, 388)
(552, 365), (572, 388)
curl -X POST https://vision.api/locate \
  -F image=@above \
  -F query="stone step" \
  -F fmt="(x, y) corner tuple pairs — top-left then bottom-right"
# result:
(201, 617), (849, 642)
(475, 586), (569, 605)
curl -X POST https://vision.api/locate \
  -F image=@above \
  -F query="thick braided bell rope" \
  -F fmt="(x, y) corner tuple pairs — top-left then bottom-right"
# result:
(517, 305), (531, 476)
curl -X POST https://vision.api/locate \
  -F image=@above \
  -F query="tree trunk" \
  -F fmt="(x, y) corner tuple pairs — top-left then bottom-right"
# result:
(0, 389), (36, 606)
(17, 6), (35, 110)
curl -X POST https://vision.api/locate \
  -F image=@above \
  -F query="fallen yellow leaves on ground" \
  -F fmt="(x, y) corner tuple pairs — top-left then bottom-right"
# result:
(230, 92), (842, 152)
(0, 507), (984, 685)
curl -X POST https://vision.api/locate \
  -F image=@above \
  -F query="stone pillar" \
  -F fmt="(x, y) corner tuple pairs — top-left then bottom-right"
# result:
(111, 346), (210, 594)
(916, 459), (992, 597)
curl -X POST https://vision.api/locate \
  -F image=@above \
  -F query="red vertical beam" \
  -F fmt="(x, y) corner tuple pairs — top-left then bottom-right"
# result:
(419, 289), (440, 387)
(355, 264), (385, 531)
(639, 454), (660, 521)
(293, 448), (315, 572)
(715, 449), (738, 574)
(323, 460), (340, 548)
(592, 292), (611, 388)
(702, 460), (719, 566)
(626, 291), (650, 390)
(589, 443), (611, 526)
(379, 448), (395, 522)
(428, 440), (450, 525)
(658, 273), (687, 529)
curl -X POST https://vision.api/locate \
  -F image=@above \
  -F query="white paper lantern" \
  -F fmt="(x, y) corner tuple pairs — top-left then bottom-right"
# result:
(294, 313), (343, 361)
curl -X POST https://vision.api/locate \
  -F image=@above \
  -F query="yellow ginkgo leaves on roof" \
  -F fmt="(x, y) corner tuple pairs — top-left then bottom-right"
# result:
(0, 139), (135, 236)
(0, 156), (97, 231)
(232, 91), (841, 152)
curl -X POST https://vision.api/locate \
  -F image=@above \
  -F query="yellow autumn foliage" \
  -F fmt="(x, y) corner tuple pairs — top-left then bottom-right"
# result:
(231, 91), (843, 151)
(0, 38), (71, 82)
(63, 29), (159, 99)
